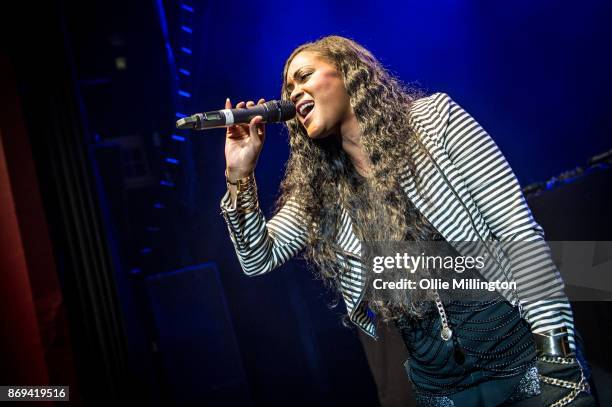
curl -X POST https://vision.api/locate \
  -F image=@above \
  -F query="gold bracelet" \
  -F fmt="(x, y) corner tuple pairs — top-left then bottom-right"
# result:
(225, 170), (253, 189)
(225, 170), (258, 213)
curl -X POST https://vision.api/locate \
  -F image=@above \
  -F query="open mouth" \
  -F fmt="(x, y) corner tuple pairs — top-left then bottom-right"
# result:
(297, 100), (315, 120)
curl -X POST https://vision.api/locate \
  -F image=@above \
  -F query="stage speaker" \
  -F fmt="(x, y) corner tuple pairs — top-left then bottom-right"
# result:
(145, 262), (252, 405)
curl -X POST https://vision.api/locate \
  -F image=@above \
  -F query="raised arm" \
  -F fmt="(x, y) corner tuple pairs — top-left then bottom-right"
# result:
(220, 178), (308, 276)
(221, 97), (307, 276)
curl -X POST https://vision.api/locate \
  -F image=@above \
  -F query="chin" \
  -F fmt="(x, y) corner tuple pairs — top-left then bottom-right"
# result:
(303, 125), (318, 138)
(306, 129), (321, 139)
(307, 131), (329, 140)
(305, 124), (331, 139)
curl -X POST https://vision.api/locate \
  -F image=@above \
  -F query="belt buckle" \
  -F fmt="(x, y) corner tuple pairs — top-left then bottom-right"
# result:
(533, 327), (572, 357)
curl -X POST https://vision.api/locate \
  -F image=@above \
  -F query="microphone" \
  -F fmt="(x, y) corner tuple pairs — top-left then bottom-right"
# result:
(176, 100), (296, 130)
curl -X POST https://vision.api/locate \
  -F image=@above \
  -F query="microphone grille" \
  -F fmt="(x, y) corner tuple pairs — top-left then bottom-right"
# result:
(265, 100), (296, 122)
(278, 100), (296, 120)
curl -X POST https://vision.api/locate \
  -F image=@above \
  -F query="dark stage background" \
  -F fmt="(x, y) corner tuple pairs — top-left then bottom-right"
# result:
(1, 0), (611, 405)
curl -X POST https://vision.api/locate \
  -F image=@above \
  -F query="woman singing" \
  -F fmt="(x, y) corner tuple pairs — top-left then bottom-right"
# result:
(219, 36), (595, 406)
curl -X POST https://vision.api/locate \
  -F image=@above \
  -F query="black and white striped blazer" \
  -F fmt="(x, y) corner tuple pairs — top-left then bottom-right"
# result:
(220, 92), (576, 349)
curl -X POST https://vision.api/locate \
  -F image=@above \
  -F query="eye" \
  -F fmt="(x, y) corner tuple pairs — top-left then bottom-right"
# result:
(286, 70), (313, 94)
(299, 71), (313, 81)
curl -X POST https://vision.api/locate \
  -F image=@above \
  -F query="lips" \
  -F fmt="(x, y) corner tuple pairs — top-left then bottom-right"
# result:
(296, 99), (315, 118)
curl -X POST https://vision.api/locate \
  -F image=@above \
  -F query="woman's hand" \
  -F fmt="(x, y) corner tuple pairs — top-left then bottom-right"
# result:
(224, 98), (266, 181)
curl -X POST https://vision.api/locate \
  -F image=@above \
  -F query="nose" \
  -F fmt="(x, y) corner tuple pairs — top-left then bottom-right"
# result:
(289, 86), (303, 104)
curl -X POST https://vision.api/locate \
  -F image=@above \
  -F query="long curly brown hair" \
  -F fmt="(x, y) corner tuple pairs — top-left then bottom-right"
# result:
(277, 35), (438, 323)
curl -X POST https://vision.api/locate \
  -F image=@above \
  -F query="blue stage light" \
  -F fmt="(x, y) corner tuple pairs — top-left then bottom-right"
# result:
(180, 4), (194, 12)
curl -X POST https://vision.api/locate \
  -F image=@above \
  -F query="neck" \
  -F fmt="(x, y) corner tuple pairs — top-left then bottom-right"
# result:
(339, 111), (372, 177)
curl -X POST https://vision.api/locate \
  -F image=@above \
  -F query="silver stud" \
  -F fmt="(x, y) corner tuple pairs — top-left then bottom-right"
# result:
(441, 326), (453, 341)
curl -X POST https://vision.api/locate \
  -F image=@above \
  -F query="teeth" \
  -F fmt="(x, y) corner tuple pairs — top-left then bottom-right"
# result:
(298, 101), (314, 116)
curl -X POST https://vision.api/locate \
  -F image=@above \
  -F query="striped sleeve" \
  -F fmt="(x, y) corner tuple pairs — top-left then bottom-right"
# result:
(433, 92), (577, 351)
(219, 177), (308, 276)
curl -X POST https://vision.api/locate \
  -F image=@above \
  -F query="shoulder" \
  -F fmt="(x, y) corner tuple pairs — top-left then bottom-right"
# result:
(408, 92), (452, 124)
(408, 92), (453, 140)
